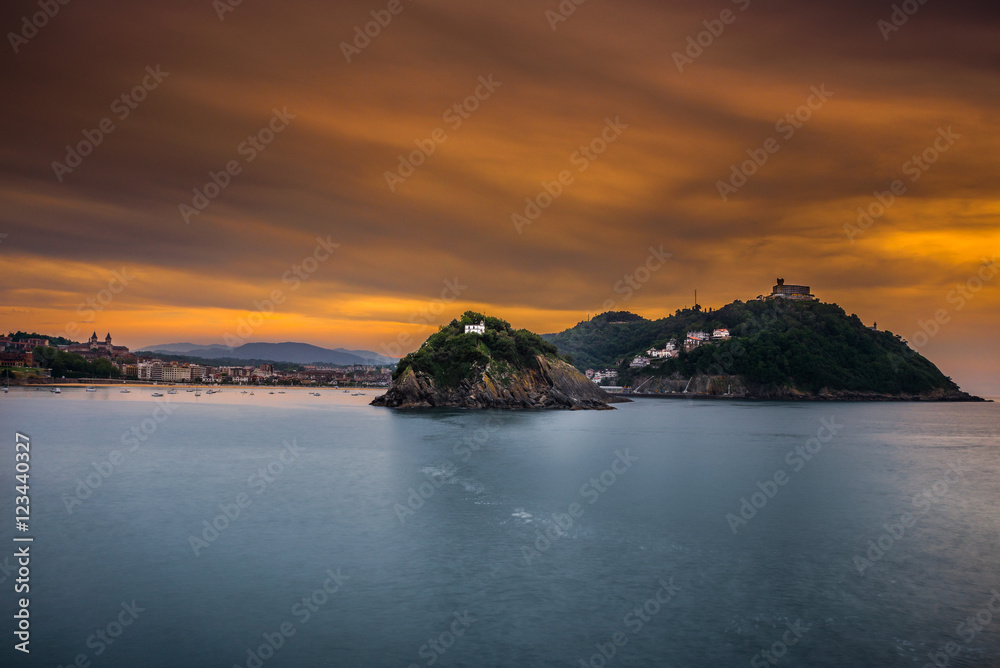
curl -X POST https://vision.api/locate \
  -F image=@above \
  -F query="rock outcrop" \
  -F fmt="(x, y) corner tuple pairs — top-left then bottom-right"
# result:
(631, 373), (987, 401)
(372, 355), (621, 410)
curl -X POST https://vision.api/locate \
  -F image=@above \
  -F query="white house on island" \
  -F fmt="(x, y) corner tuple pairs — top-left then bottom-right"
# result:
(465, 321), (486, 335)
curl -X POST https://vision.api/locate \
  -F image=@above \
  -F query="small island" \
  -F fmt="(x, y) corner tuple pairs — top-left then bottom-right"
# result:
(372, 313), (618, 410)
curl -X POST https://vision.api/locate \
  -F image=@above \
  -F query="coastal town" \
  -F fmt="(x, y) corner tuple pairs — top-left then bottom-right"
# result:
(0, 331), (392, 387)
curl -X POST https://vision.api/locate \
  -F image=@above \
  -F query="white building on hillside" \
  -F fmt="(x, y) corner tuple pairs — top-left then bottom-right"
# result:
(592, 369), (618, 384)
(465, 321), (486, 335)
(712, 329), (730, 340)
(648, 341), (678, 358)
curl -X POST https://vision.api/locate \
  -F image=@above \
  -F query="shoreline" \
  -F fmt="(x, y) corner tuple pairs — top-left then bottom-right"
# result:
(4, 382), (387, 391)
(628, 392), (992, 403)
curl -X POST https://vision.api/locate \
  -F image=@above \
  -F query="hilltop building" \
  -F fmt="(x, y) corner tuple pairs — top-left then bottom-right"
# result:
(767, 278), (815, 301)
(61, 332), (132, 359)
(465, 321), (486, 335)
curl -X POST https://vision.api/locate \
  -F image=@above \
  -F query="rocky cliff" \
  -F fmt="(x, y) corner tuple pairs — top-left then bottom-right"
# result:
(372, 354), (619, 409)
(631, 373), (987, 401)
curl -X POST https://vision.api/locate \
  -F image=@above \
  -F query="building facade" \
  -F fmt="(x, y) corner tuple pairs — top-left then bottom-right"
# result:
(161, 364), (191, 382)
(0, 352), (33, 368)
(62, 332), (132, 359)
(137, 362), (163, 381)
(768, 278), (815, 301)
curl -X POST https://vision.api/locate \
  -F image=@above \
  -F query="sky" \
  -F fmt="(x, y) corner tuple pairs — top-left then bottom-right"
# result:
(1, 0), (998, 394)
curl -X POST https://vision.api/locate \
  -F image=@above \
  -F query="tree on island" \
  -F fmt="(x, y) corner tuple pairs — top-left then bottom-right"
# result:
(393, 311), (565, 388)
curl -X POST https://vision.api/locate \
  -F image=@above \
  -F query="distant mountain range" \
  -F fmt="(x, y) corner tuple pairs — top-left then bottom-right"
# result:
(138, 342), (396, 366)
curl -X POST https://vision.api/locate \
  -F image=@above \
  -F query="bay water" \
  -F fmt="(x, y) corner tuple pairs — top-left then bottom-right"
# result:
(1, 388), (998, 667)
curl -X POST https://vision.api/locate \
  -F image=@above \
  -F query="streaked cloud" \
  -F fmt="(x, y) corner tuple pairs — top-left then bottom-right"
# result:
(1, 0), (998, 392)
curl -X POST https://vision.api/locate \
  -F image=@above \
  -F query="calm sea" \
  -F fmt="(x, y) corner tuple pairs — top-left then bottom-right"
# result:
(1, 388), (998, 667)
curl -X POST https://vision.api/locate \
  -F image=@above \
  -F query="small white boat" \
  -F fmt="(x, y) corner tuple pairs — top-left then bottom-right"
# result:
(152, 392), (164, 397)
(120, 389), (130, 394)
(167, 389), (178, 394)
(195, 392), (202, 397)
(86, 387), (97, 392)
(51, 388), (62, 394)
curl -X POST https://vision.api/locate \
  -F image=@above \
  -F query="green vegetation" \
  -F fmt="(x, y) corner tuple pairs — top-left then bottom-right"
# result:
(7, 331), (76, 346)
(393, 312), (562, 388)
(593, 311), (645, 324)
(31, 346), (121, 379)
(545, 300), (958, 395)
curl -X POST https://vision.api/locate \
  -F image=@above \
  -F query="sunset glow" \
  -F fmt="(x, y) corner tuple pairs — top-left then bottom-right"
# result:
(2, 0), (998, 392)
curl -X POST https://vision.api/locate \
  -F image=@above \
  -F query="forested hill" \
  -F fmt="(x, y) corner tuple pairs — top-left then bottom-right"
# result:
(543, 300), (969, 397)
(374, 311), (614, 409)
